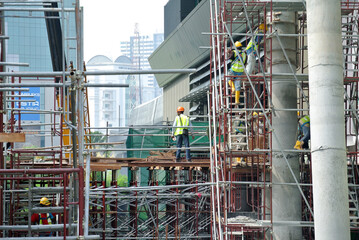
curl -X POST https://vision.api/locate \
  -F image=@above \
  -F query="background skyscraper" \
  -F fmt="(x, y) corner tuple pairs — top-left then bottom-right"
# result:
(120, 33), (164, 105)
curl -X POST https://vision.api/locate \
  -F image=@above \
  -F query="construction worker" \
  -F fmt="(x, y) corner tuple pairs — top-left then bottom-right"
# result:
(31, 197), (56, 237)
(228, 41), (247, 104)
(294, 115), (310, 150)
(171, 106), (194, 162)
(245, 23), (267, 75)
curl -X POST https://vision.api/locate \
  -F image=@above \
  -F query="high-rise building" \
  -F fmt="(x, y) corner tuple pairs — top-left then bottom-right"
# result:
(87, 55), (133, 129)
(120, 33), (164, 105)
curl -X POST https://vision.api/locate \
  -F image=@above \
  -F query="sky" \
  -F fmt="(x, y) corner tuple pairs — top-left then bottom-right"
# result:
(81, 0), (168, 62)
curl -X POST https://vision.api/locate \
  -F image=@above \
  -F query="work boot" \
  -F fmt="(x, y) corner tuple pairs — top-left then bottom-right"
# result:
(294, 140), (303, 150)
(235, 90), (240, 105)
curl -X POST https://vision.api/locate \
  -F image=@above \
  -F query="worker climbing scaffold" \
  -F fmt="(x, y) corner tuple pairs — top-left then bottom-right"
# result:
(245, 23), (268, 75)
(228, 41), (247, 104)
(294, 115), (310, 150)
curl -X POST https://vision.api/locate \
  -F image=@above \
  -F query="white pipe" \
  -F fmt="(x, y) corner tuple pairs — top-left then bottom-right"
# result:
(307, 0), (350, 239)
(0, 62), (29, 66)
(209, 1), (223, 238)
(84, 153), (90, 236)
(207, 91), (218, 240)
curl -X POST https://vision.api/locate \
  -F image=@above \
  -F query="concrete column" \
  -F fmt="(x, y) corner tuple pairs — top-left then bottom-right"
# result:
(307, 0), (350, 239)
(268, 12), (302, 239)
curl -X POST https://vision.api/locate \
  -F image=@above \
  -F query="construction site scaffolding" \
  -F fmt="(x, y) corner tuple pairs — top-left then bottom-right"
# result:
(0, 1), (211, 240)
(209, 0), (359, 239)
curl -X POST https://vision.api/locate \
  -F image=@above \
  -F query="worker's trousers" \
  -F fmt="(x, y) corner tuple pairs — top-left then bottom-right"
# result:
(300, 125), (310, 149)
(176, 134), (191, 160)
(229, 70), (243, 91)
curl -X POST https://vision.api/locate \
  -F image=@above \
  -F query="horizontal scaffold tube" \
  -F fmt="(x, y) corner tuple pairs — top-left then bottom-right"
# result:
(0, 224), (74, 231)
(0, 168), (80, 174)
(0, 83), (129, 88)
(1, 236), (101, 240)
(0, 69), (196, 77)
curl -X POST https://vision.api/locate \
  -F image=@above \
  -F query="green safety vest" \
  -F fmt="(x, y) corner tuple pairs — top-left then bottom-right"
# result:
(39, 213), (52, 225)
(231, 50), (246, 73)
(299, 115), (310, 128)
(174, 114), (189, 136)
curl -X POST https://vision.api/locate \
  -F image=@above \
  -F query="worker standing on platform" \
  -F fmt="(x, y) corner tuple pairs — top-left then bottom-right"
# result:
(31, 197), (56, 237)
(228, 41), (247, 104)
(171, 106), (194, 162)
(245, 23), (267, 75)
(294, 115), (310, 150)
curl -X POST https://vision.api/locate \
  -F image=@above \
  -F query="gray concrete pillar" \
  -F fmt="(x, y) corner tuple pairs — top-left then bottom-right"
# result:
(307, 0), (350, 239)
(268, 11), (302, 240)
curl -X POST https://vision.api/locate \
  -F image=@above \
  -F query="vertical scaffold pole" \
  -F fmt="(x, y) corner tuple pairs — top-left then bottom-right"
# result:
(307, 0), (350, 239)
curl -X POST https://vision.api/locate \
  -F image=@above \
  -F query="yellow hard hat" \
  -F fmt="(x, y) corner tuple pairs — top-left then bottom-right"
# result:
(40, 197), (50, 206)
(234, 41), (242, 48)
(259, 23), (268, 31)
(253, 112), (258, 117)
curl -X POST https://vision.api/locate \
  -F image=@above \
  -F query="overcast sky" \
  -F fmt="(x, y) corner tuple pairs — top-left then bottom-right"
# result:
(81, 0), (168, 62)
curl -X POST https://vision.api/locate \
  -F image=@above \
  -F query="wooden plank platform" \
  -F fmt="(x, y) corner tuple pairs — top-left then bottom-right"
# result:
(0, 133), (25, 142)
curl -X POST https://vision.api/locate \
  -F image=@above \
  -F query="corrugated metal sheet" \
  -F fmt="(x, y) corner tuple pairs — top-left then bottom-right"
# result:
(149, 0), (211, 87)
(163, 75), (190, 121)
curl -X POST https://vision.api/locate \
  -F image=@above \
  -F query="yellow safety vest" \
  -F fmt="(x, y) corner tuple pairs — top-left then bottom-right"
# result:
(39, 213), (52, 225)
(299, 115), (310, 127)
(231, 50), (246, 73)
(174, 114), (189, 136)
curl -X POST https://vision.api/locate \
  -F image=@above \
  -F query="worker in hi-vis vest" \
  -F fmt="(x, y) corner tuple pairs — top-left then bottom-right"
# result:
(228, 41), (247, 104)
(294, 115), (310, 150)
(171, 106), (194, 162)
(31, 197), (56, 237)
(245, 23), (267, 75)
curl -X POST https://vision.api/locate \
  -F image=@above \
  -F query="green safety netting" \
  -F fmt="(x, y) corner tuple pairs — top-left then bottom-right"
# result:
(126, 122), (210, 159)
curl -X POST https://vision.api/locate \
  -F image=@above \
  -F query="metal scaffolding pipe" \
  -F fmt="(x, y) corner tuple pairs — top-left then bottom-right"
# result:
(0, 168), (79, 174)
(0, 7), (74, 12)
(307, 0), (350, 239)
(0, 224), (74, 231)
(0, 69), (196, 77)
(0, 62), (29, 66)
(0, 83), (129, 88)
(1, 237), (100, 240)
(269, 11), (302, 239)
(87, 147), (210, 152)
(0, 88), (29, 91)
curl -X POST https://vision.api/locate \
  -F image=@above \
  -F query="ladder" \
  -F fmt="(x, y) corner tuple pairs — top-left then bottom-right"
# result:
(348, 157), (359, 225)
(229, 82), (249, 164)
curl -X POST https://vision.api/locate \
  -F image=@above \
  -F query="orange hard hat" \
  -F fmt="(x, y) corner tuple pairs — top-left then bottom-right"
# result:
(177, 106), (184, 112)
